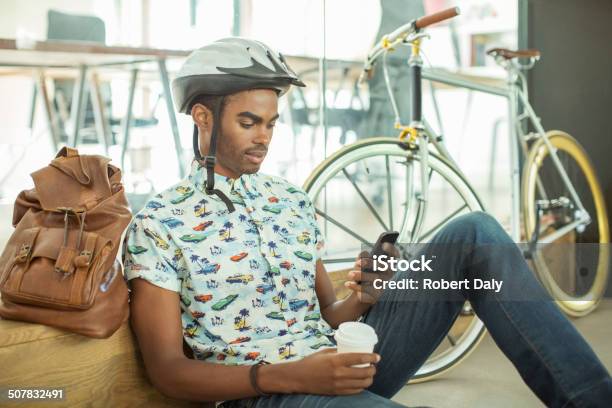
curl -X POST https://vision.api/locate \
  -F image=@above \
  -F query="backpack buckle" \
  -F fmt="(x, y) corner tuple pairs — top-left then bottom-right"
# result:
(74, 250), (93, 268)
(15, 244), (31, 263)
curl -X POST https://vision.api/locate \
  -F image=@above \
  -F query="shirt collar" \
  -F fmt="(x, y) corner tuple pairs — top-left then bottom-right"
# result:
(187, 158), (256, 199)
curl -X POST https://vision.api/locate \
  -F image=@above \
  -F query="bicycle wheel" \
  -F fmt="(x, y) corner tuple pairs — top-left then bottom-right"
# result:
(302, 137), (486, 382)
(522, 131), (610, 317)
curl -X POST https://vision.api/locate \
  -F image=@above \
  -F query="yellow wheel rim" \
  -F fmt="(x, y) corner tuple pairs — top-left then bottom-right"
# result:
(522, 131), (609, 316)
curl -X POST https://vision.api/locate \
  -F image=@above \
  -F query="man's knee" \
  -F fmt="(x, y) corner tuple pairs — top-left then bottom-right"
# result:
(442, 211), (507, 243)
(461, 211), (499, 229)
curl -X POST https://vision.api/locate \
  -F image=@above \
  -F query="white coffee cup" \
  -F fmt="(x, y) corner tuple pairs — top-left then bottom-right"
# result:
(334, 322), (378, 367)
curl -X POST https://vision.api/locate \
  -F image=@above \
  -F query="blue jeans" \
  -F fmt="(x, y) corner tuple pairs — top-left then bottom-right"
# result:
(224, 212), (612, 407)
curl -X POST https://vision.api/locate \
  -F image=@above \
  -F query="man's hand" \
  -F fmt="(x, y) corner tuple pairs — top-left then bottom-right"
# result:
(280, 348), (379, 395)
(345, 243), (399, 304)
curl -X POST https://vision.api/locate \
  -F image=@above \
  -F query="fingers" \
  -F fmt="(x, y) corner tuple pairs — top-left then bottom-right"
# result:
(345, 267), (383, 303)
(357, 250), (370, 261)
(336, 352), (380, 367)
(345, 269), (382, 288)
(332, 362), (377, 394)
(345, 270), (363, 292)
(339, 364), (377, 379)
(344, 280), (361, 293)
(348, 269), (380, 283)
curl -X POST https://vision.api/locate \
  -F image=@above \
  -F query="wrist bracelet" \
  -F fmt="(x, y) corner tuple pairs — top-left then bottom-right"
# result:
(249, 363), (271, 397)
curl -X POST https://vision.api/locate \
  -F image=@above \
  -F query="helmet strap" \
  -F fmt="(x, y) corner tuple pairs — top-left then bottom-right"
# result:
(193, 96), (235, 213)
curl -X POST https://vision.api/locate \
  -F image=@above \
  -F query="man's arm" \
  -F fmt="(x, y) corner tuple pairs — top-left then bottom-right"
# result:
(315, 259), (371, 329)
(131, 278), (378, 402)
(131, 278), (291, 401)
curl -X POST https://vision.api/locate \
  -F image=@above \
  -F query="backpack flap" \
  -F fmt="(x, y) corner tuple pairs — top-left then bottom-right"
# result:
(31, 148), (112, 212)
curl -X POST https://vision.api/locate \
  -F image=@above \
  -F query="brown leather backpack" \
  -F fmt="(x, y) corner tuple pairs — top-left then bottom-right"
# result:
(0, 147), (132, 338)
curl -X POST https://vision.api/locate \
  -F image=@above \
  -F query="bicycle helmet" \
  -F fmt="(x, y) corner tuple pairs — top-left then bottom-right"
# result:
(172, 38), (305, 212)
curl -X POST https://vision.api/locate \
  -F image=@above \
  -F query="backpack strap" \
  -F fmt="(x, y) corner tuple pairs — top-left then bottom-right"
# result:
(6, 227), (40, 292)
(54, 210), (79, 278)
(54, 246), (78, 278)
(69, 233), (97, 306)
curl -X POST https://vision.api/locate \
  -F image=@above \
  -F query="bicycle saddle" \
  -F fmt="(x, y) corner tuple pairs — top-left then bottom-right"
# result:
(486, 48), (541, 60)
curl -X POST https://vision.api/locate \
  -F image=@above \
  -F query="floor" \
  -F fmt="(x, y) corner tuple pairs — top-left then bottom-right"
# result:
(392, 300), (612, 407)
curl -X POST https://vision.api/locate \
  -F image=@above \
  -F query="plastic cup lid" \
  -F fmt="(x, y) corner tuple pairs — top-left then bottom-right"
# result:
(335, 322), (378, 345)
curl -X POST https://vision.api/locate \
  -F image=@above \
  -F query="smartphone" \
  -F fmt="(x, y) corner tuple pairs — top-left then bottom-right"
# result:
(371, 231), (400, 257)
(361, 231), (400, 276)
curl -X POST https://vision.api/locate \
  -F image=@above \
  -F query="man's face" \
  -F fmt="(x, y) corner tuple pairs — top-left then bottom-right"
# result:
(201, 89), (279, 178)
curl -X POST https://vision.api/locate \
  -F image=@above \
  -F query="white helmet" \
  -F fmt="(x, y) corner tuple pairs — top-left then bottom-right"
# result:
(172, 37), (305, 113)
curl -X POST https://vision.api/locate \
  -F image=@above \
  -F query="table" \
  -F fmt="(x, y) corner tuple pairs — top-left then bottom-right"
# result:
(0, 39), (191, 177)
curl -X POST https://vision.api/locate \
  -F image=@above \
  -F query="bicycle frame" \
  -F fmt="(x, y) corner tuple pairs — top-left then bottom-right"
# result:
(364, 9), (591, 248)
(418, 59), (591, 245)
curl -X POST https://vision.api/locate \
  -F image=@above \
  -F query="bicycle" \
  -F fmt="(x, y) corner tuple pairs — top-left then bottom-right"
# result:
(301, 6), (609, 382)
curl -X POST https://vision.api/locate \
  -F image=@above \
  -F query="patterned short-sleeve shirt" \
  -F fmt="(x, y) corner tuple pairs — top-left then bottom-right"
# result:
(122, 159), (335, 365)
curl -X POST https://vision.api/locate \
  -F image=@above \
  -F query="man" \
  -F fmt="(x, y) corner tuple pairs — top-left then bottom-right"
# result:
(123, 38), (611, 407)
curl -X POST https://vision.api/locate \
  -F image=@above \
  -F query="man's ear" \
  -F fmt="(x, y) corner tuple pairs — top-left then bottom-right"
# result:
(191, 103), (213, 136)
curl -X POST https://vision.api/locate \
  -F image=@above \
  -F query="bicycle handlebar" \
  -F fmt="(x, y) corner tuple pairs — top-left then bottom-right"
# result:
(415, 7), (460, 29)
(359, 7), (461, 84)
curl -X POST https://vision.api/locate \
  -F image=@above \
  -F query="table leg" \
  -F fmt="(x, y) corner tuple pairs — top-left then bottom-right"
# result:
(28, 83), (37, 131)
(37, 71), (61, 151)
(121, 68), (139, 171)
(89, 71), (112, 155)
(158, 58), (185, 178)
(69, 64), (88, 147)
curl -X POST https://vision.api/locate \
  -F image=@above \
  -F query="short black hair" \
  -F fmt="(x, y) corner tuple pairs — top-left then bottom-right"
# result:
(188, 94), (228, 114)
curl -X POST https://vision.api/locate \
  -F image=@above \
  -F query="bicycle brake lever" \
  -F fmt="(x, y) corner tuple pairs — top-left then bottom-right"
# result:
(402, 33), (431, 44)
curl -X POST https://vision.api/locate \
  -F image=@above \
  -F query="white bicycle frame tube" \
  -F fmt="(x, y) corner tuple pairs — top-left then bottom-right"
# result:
(507, 73), (521, 241)
(421, 64), (591, 243)
(515, 89), (589, 215)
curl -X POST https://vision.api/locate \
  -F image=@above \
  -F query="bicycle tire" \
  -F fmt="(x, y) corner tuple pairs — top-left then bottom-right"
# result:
(302, 137), (487, 382)
(522, 131), (610, 317)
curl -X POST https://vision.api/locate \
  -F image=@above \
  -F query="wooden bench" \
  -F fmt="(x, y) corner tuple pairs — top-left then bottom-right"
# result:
(0, 270), (352, 407)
